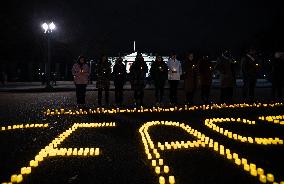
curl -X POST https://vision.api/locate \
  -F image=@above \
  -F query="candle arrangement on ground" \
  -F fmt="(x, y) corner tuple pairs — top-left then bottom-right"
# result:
(1, 102), (284, 184)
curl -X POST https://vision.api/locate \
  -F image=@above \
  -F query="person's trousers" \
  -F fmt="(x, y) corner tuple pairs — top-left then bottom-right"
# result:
(169, 80), (179, 104)
(115, 84), (124, 105)
(201, 85), (211, 104)
(98, 87), (109, 105)
(242, 78), (256, 102)
(186, 90), (195, 105)
(220, 87), (233, 103)
(75, 84), (87, 104)
(134, 88), (144, 105)
(155, 82), (165, 103)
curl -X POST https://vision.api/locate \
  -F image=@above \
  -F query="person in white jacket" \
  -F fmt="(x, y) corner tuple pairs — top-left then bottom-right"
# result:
(72, 55), (90, 106)
(167, 53), (182, 104)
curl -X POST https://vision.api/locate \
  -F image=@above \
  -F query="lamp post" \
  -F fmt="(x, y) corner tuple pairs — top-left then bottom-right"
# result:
(41, 22), (56, 89)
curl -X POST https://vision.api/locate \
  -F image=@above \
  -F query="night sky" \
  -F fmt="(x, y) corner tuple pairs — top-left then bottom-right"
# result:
(1, 0), (283, 62)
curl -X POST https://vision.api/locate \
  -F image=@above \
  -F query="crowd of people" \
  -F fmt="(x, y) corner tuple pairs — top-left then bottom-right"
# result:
(72, 49), (284, 107)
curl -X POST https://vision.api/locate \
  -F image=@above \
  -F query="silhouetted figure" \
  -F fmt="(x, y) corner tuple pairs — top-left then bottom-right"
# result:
(130, 53), (148, 106)
(272, 51), (284, 101)
(183, 53), (198, 105)
(215, 50), (236, 104)
(167, 53), (182, 105)
(72, 55), (90, 106)
(150, 55), (168, 105)
(113, 57), (126, 106)
(198, 55), (213, 104)
(1, 71), (7, 86)
(51, 72), (57, 86)
(241, 48), (260, 103)
(96, 55), (111, 106)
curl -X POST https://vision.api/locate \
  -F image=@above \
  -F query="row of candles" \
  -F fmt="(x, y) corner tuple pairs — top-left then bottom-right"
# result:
(1, 123), (48, 131)
(259, 115), (284, 125)
(3, 122), (116, 184)
(139, 120), (283, 184)
(44, 102), (283, 116)
(205, 118), (284, 145)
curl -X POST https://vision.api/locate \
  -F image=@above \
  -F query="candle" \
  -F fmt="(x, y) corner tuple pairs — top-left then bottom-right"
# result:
(235, 158), (241, 165)
(244, 164), (250, 172)
(266, 173), (274, 182)
(164, 165), (169, 173)
(250, 169), (257, 176)
(95, 148), (99, 155)
(155, 166), (161, 174)
(16, 174), (23, 183)
(152, 160), (157, 166)
(26, 167), (31, 174)
(11, 175), (18, 182)
(257, 168), (264, 175)
(21, 167), (26, 175)
(159, 176), (165, 184)
(169, 176), (175, 184)
(259, 175), (266, 183)
(159, 159), (163, 165)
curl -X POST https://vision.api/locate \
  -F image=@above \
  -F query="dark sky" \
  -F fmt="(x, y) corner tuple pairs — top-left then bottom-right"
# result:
(1, 0), (283, 62)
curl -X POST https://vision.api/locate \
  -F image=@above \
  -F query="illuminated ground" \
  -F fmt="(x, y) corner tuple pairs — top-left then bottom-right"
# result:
(0, 91), (283, 184)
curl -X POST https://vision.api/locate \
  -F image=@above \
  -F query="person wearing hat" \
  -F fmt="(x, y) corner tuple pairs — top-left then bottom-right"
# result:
(72, 55), (90, 106)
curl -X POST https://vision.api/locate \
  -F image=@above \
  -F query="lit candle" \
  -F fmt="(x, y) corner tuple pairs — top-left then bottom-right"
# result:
(266, 173), (274, 182)
(159, 176), (165, 184)
(250, 169), (257, 176)
(155, 166), (161, 174)
(259, 175), (266, 183)
(244, 164), (250, 172)
(11, 175), (18, 183)
(169, 176), (175, 184)
(164, 165), (169, 173)
(152, 160), (157, 167)
(159, 159), (163, 165)
(16, 174), (23, 183)
(257, 168), (264, 175)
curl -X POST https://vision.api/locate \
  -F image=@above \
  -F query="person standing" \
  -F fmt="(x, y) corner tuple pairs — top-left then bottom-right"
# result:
(215, 50), (236, 104)
(183, 53), (198, 105)
(72, 55), (90, 106)
(113, 56), (126, 106)
(96, 55), (112, 106)
(130, 53), (148, 106)
(241, 48), (260, 103)
(198, 55), (213, 104)
(167, 53), (182, 105)
(271, 51), (284, 101)
(150, 55), (168, 105)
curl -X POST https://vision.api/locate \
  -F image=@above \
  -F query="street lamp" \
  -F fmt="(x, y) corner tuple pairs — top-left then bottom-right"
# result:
(41, 21), (56, 89)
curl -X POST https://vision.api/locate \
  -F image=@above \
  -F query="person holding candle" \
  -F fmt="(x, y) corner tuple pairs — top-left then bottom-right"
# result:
(241, 47), (260, 103)
(150, 55), (168, 106)
(215, 50), (237, 104)
(198, 54), (213, 104)
(96, 55), (112, 106)
(113, 56), (127, 106)
(183, 52), (198, 105)
(72, 55), (90, 106)
(167, 53), (182, 105)
(130, 53), (148, 106)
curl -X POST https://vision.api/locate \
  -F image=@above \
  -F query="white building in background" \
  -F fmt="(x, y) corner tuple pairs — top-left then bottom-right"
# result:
(109, 42), (169, 77)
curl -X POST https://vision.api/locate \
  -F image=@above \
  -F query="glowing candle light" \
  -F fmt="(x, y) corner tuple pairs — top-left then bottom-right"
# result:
(250, 169), (257, 176)
(159, 176), (165, 184)
(164, 165), (169, 173)
(257, 168), (264, 175)
(11, 174), (18, 182)
(169, 176), (175, 184)
(26, 167), (31, 174)
(244, 164), (250, 172)
(159, 159), (163, 165)
(155, 166), (161, 174)
(16, 174), (23, 183)
(95, 148), (100, 155)
(259, 175), (267, 183)
(266, 173), (274, 182)
(152, 160), (157, 166)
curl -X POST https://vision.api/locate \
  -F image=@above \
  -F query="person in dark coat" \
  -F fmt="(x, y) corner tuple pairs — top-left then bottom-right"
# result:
(72, 55), (90, 106)
(130, 53), (148, 106)
(215, 50), (237, 104)
(241, 48), (260, 102)
(271, 51), (284, 101)
(96, 55), (111, 106)
(183, 53), (198, 105)
(198, 55), (213, 104)
(113, 56), (126, 106)
(150, 55), (168, 105)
